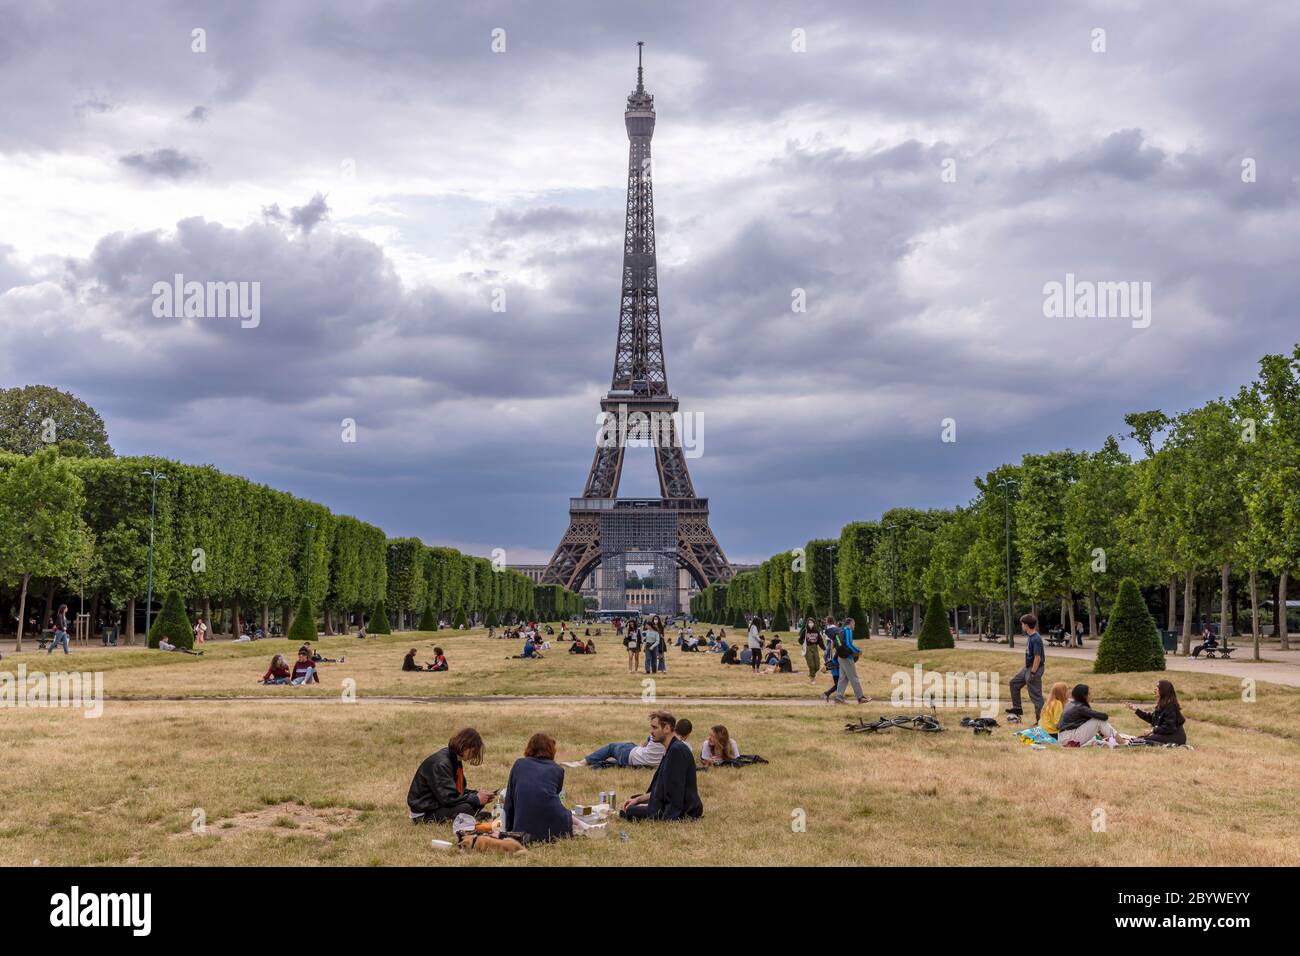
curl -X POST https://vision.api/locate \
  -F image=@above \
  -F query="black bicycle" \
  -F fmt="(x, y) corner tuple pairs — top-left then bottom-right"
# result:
(845, 713), (943, 734)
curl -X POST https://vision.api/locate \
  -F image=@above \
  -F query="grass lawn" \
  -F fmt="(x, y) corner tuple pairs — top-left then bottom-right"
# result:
(3, 627), (1297, 866)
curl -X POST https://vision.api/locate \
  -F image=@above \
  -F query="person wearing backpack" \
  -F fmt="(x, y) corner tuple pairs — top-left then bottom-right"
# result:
(828, 615), (867, 704)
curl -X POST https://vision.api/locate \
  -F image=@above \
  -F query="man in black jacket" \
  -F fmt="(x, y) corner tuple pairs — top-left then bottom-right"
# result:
(407, 727), (496, 823)
(620, 712), (703, 821)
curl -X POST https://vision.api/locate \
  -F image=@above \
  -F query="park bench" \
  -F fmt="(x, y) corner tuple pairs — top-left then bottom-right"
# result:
(1045, 632), (1071, 647)
(1200, 644), (1235, 659)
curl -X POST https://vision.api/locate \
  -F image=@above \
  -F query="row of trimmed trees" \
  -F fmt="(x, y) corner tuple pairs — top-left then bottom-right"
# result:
(0, 450), (579, 650)
(694, 345), (1300, 661)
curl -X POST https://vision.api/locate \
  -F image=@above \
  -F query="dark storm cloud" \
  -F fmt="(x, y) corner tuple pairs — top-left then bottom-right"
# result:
(119, 148), (204, 179)
(2, 0), (1300, 562)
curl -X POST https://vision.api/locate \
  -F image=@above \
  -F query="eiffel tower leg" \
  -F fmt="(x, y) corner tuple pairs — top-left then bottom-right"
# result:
(541, 513), (601, 591)
(678, 513), (732, 587)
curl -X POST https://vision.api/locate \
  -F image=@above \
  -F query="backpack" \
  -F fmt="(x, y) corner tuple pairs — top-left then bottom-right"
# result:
(830, 627), (851, 659)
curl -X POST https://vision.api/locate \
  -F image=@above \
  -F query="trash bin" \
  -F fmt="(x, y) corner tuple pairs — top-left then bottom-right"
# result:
(1159, 629), (1178, 653)
(102, 625), (120, 646)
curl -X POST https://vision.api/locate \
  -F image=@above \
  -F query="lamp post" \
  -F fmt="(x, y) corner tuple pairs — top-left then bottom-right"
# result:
(886, 524), (898, 638)
(999, 477), (1019, 648)
(142, 468), (168, 642)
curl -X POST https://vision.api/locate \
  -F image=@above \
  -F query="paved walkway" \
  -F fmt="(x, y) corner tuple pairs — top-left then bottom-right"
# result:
(938, 634), (1300, 687)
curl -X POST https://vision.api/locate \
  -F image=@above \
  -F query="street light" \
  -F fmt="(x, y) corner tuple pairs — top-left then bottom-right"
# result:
(885, 524), (898, 638)
(142, 468), (168, 642)
(998, 477), (1019, 648)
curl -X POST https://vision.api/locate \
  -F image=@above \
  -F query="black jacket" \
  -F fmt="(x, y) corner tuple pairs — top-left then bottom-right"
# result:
(407, 747), (480, 816)
(1058, 700), (1109, 733)
(644, 738), (703, 820)
(1135, 703), (1186, 744)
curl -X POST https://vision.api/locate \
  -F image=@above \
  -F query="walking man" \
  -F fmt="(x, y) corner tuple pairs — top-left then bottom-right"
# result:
(1008, 613), (1045, 722)
(829, 615), (868, 704)
(47, 604), (71, 655)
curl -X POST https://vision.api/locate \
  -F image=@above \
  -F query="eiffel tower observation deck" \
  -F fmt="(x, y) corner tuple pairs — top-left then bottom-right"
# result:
(541, 43), (732, 611)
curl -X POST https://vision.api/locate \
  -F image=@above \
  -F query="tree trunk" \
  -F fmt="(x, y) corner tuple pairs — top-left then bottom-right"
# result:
(126, 597), (136, 645)
(911, 602), (921, 636)
(1180, 569), (1195, 656)
(1088, 589), (1099, 639)
(91, 593), (101, 642)
(1249, 567), (1261, 661)
(870, 607), (879, 636)
(1064, 595), (1075, 639)
(1168, 574), (1178, 631)
(202, 598), (212, 637)
(1219, 561), (1231, 643)
(283, 603), (292, 635)
(1280, 570), (1290, 651)
(324, 607), (335, 636)
(231, 599), (241, 638)
(261, 603), (270, 633)
(14, 572), (31, 651)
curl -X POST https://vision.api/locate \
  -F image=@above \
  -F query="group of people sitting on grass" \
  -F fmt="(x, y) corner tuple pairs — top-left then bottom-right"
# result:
(405, 713), (713, 847)
(257, 643), (341, 685)
(403, 647), (448, 671)
(567, 636), (597, 654)
(575, 713), (741, 775)
(1020, 679), (1188, 747)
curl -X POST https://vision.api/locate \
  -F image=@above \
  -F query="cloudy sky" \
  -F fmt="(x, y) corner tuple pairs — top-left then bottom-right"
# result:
(1, 0), (1297, 565)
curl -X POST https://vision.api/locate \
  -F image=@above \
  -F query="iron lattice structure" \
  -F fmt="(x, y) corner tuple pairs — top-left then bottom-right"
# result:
(542, 45), (733, 605)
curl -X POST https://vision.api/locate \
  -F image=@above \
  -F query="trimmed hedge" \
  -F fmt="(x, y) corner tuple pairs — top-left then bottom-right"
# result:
(417, 606), (438, 631)
(453, 607), (468, 629)
(771, 604), (790, 632)
(369, 600), (392, 634)
(916, 592), (954, 649)
(286, 595), (317, 644)
(1094, 577), (1166, 673)
(147, 590), (193, 649)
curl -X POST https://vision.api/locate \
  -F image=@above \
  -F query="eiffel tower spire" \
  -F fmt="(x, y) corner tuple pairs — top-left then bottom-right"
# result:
(541, 44), (732, 607)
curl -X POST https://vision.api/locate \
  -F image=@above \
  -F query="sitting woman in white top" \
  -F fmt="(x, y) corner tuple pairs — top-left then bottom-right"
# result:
(700, 724), (741, 765)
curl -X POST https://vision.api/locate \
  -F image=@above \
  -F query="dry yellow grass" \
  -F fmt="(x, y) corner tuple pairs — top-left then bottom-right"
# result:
(3, 627), (1296, 866)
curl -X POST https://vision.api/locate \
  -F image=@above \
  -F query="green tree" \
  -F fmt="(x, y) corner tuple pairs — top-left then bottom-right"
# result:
(147, 589), (193, 649)
(1093, 578), (1165, 673)
(286, 595), (317, 644)
(0, 385), (113, 458)
(916, 592), (954, 649)
(0, 448), (86, 650)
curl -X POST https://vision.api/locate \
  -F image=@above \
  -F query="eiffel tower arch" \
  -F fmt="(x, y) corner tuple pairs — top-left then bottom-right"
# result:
(542, 43), (733, 610)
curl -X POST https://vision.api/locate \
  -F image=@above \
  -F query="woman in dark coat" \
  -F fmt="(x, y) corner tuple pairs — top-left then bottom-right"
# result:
(503, 733), (573, 843)
(1126, 679), (1187, 745)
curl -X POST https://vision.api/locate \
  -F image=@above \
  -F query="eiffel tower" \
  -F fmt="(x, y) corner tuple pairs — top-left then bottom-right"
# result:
(542, 43), (732, 611)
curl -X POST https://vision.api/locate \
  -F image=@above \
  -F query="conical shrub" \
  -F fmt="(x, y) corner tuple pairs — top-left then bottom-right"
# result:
(772, 604), (790, 632)
(1094, 578), (1166, 673)
(369, 599), (392, 634)
(147, 590), (193, 649)
(417, 606), (438, 631)
(916, 592), (954, 649)
(287, 595), (317, 644)
(453, 607), (468, 629)
(485, 610), (499, 628)
(847, 595), (866, 633)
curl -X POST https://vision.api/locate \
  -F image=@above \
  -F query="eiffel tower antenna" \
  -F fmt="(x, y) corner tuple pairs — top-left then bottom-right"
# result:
(541, 45), (733, 612)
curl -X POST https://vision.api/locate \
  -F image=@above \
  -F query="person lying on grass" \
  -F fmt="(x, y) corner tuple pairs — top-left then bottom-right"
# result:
(619, 711), (704, 822)
(700, 724), (740, 765)
(503, 732), (572, 844)
(159, 639), (202, 655)
(260, 653), (291, 684)
(1124, 679), (1187, 746)
(408, 727), (496, 823)
(289, 648), (319, 685)
(577, 713), (669, 768)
